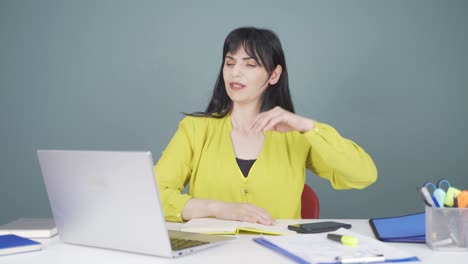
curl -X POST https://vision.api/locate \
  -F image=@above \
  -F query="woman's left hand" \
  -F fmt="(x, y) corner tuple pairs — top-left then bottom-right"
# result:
(251, 106), (315, 133)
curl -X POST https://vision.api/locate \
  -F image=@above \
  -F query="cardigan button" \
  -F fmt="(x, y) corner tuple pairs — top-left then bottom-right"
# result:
(244, 189), (249, 194)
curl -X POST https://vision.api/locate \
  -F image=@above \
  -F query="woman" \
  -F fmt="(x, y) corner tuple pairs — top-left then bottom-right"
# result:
(155, 27), (377, 225)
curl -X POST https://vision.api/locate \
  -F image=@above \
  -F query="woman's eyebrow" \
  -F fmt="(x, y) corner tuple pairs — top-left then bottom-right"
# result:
(225, 55), (255, 61)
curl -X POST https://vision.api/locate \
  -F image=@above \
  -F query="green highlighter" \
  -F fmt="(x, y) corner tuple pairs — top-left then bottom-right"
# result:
(327, 233), (359, 246)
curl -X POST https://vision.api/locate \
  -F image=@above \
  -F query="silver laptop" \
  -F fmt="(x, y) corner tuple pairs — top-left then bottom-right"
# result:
(37, 150), (234, 257)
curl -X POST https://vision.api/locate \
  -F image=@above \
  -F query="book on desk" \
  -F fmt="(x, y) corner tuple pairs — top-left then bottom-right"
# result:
(0, 234), (42, 256)
(180, 218), (295, 235)
(0, 218), (57, 238)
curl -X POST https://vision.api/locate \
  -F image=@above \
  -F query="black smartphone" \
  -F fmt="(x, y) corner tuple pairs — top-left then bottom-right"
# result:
(287, 221), (352, 234)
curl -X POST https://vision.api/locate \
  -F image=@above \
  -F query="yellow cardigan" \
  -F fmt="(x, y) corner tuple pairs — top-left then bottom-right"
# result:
(155, 115), (377, 222)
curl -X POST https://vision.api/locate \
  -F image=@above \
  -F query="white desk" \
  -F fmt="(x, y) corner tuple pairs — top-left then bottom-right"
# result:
(0, 219), (466, 264)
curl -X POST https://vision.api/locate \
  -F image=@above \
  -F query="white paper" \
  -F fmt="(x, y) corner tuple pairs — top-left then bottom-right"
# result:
(0, 218), (57, 238)
(261, 228), (418, 263)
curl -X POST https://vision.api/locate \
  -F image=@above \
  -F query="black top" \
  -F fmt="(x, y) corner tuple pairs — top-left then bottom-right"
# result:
(236, 158), (256, 177)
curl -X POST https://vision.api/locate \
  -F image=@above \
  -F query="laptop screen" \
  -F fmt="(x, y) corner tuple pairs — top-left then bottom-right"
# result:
(37, 150), (174, 256)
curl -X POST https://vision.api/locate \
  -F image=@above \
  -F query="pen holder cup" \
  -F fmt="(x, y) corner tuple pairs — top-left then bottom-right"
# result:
(425, 206), (468, 251)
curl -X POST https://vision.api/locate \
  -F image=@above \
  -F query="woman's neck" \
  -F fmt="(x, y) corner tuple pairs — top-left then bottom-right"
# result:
(230, 103), (261, 133)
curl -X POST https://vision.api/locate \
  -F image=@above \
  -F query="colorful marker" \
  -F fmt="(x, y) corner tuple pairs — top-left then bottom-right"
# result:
(327, 233), (359, 246)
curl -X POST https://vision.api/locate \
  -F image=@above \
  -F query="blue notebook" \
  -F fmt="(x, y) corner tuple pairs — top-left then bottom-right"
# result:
(0, 234), (42, 256)
(369, 212), (425, 243)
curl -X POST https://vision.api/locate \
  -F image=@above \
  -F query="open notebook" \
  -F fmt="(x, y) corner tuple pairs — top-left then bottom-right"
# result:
(181, 218), (295, 235)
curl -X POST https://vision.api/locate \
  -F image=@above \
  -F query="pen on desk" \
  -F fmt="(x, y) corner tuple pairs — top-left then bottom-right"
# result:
(336, 254), (385, 264)
(327, 233), (359, 246)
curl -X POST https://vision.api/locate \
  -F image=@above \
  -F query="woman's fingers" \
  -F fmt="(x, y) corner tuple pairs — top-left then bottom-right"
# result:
(251, 106), (314, 133)
(215, 202), (275, 225)
(251, 107), (284, 133)
(242, 205), (275, 225)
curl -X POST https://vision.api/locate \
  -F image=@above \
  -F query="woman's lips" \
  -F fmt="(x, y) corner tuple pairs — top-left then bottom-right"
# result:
(229, 82), (246, 90)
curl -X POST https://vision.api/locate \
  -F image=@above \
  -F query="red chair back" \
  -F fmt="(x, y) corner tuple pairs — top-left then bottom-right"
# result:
(301, 184), (320, 219)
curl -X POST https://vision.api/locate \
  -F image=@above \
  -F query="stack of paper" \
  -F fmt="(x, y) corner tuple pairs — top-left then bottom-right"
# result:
(0, 218), (58, 238)
(254, 228), (420, 264)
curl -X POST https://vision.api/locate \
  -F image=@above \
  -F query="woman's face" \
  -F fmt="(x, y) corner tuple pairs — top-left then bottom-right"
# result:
(223, 47), (271, 108)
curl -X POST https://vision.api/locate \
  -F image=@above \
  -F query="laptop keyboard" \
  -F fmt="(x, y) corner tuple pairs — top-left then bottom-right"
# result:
(170, 238), (210, 250)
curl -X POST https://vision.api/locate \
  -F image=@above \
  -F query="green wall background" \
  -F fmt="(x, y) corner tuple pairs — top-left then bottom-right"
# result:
(1, 0), (467, 224)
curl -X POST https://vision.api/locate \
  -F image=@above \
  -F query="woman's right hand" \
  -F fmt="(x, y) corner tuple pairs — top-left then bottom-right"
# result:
(211, 201), (275, 225)
(182, 198), (275, 225)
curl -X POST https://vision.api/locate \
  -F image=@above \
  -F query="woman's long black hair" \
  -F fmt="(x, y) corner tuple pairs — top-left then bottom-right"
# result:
(189, 27), (295, 117)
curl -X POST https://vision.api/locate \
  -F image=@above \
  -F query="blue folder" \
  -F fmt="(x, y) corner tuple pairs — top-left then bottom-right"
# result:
(369, 212), (425, 243)
(253, 237), (309, 264)
(253, 236), (420, 264)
